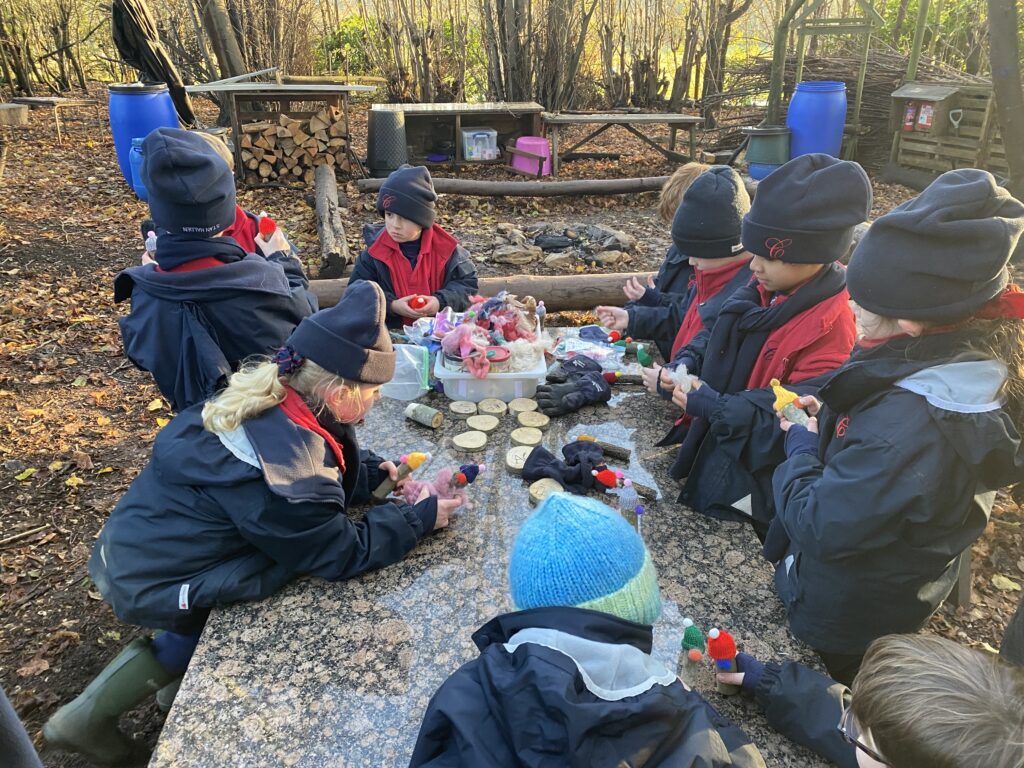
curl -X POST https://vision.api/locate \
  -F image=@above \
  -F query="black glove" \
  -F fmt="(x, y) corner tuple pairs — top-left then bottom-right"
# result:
(546, 354), (603, 384)
(523, 446), (587, 493)
(536, 372), (612, 417)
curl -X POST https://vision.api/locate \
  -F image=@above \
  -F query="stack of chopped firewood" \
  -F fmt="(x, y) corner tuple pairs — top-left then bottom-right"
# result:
(239, 107), (350, 184)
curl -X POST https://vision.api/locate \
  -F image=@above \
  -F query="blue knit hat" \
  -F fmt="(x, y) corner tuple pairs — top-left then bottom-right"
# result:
(141, 127), (236, 236)
(285, 281), (395, 385)
(741, 153), (872, 264)
(508, 493), (662, 626)
(377, 164), (437, 229)
(672, 165), (751, 259)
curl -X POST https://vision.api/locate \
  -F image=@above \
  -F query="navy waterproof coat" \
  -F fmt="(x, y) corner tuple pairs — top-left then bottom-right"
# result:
(409, 607), (765, 768)
(114, 247), (317, 411)
(350, 224), (478, 329)
(624, 244), (696, 359)
(770, 333), (1024, 655)
(90, 403), (436, 633)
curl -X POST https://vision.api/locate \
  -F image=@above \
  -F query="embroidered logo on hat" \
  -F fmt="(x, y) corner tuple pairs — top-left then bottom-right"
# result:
(766, 237), (793, 260)
(382, 194), (396, 210)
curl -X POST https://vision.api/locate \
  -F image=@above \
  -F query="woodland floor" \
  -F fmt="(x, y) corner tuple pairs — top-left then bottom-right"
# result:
(1, 89), (1021, 767)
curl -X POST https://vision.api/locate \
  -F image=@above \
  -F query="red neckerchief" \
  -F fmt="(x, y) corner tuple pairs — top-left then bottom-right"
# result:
(976, 284), (1024, 320)
(222, 205), (258, 254)
(367, 224), (458, 324)
(670, 259), (748, 358)
(156, 256), (225, 273)
(277, 386), (346, 473)
(857, 332), (909, 349)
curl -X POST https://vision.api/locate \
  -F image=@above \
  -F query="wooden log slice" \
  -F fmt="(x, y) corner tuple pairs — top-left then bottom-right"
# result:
(404, 403), (443, 429)
(508, 397), (538, 416)
(510, 427), (543, 447)
(505, 446), (533, 475)
(517, 411), (550, 430)
(449, 401), (478, 419)
(529, 478), (563, 505)
(478, 398), (508, 417)
(452, 430), (487, 452)
(466, 414), (500, 433)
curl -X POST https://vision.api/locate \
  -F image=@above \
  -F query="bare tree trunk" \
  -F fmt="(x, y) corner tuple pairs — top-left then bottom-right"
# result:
(987, 0), (1024, 197)
(200, 0), (246, 77)
(891, 0), (911, 45)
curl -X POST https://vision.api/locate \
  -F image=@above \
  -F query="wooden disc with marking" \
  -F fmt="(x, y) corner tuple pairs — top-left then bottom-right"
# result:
(517, 410), (550, 430)
(529, 478), (563, 505)
(510, 427), (543, 447)
(505, 446), (533, 474)
(452, 430), (488, 452)
(466, 414), (500, 433)
(449, 401), (478, 419)
(508, 397), (538, 416)
(478, 398), (508, 417)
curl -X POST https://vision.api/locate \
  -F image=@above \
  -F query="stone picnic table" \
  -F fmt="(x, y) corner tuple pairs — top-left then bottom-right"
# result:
(152, 348), (831, 768)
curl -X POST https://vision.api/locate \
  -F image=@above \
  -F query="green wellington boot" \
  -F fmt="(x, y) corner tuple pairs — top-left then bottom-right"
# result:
(155, 677), (183, 713)
(44, 637), (176, 765)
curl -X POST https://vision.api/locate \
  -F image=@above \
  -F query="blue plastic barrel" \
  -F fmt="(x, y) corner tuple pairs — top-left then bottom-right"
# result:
(108, 83), (179, 186)
(129, 138), (148, 201)
(786, 81), (847, 159)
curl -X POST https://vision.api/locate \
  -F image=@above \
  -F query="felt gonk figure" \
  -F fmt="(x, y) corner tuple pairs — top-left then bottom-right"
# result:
(770, 378), (810, 426)
(402, 464), (487, 509)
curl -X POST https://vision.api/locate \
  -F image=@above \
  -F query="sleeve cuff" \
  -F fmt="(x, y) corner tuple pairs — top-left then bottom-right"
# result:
(411, 497), (438, 537)
(685, 384), (720, 420)
(753, 662), (785, 712)
(639, 286), (660, 306)
(784, 425), (819, 458)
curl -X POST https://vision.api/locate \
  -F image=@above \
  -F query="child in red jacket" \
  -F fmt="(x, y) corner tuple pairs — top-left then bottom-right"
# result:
(661, 154), (868, 523)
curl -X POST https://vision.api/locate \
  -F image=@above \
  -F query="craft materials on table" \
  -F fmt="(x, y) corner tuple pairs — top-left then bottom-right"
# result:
(679, 617), (706, 686)
(402, 464), (486, 509)
(466, 414), (500, 433)
(616, 479), (641, 529)
(449, 401), (478, 419)
(528, 478), (563, 505)
(770, 378), (811, 426)
(707, 628), (740, 695)
(404, 403), (444, 429)
(505, 446), (533, 474)
(452, 430), (488, 452)
(372, 451), (431, 502)
(516, 411), (550, 430)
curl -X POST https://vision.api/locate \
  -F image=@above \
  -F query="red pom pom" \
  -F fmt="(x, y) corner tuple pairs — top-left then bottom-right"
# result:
(591, 468), (618, 488)
(607, 330), (621, 342)
(410, 295), (429, 310)
(259, 216), (277, 238)
(454, 472), (467, 486)
(602, 371), (621, 384)
(706, 628), (737, 661)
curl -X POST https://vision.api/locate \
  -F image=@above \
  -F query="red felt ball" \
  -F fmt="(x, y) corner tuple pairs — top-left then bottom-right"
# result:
(258, 216), (277, 238)
(410, 295), (429, 310)
(607, 330), (622, 342)
(591, 468), (618, 489)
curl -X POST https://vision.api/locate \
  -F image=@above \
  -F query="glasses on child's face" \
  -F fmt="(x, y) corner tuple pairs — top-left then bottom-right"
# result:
(838, 701), (890, 765)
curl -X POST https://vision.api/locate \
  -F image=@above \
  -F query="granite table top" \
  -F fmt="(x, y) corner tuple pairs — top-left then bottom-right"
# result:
(151, 365), (831, 767)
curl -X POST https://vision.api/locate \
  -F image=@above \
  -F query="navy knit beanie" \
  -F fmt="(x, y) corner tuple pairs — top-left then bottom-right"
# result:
(672, 165), (751, 259)
(742, 153), (872, 264)
(377, 164), (437, 229)
(286, 281), (395, 384)
(141, 127), (236, 236)
(847, 169), (1024, 322)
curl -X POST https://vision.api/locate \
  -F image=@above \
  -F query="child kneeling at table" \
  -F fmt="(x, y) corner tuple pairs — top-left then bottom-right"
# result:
(409, 492), (766, 768)
(719, 634), (1024, 768)
(350, 164), (478, 328)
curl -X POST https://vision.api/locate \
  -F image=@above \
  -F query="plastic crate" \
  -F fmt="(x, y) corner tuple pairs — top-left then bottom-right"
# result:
(433, 353), (545, 402)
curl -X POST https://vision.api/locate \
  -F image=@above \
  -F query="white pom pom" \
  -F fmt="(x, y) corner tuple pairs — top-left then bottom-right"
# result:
(708, 628), (721, 639)
(683, 618), (693, 629)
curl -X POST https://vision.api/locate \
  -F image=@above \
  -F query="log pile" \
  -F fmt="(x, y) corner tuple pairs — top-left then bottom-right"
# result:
(239, 107), (350, 184)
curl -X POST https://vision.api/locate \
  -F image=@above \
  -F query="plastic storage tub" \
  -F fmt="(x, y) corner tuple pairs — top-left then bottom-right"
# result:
(434, 353), (545, 402)
(460, 127), (499, 161)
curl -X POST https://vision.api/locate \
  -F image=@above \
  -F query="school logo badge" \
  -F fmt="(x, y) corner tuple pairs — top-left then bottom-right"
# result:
(765, 237), (792, 259)
(382, 194), (396, 210)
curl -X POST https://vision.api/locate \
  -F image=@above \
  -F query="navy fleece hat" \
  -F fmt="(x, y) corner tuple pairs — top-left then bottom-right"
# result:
(141, 127), (236, 236)
(848, 169), (1024, 321)
(672, 165), (751, 259)
(742, 154), (872, 264)
(286, 281), (395, 384)
(377, 164), (437, 229)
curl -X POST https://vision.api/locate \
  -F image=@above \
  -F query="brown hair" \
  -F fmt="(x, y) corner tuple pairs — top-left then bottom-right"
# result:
(965, 317), (1024, 427)
(657, 162), (709, 224)
(852, 634), (1024, 768)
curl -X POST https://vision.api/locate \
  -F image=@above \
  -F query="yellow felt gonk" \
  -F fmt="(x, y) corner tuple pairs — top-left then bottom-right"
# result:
(770, 378), (811, 426)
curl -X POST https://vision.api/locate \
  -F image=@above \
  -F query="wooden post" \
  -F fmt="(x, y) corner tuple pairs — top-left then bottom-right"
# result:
(906, 0), (931, 81)
(314, 164), (351, 272)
